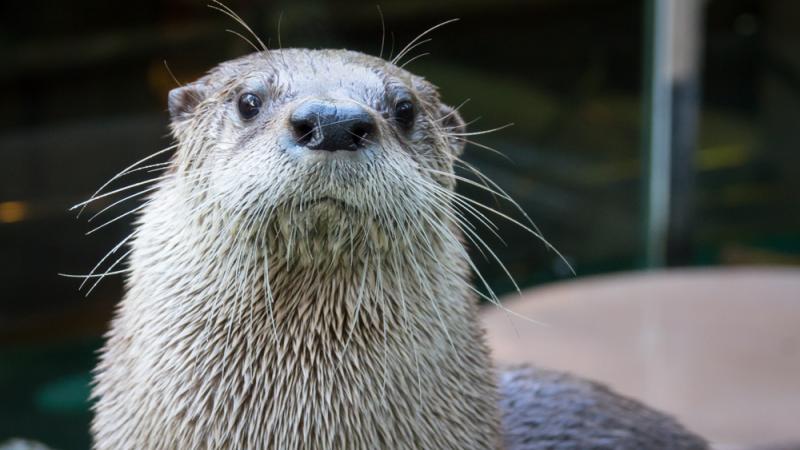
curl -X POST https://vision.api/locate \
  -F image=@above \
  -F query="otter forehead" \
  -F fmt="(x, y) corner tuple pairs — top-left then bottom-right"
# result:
(209, 49), (415, 105)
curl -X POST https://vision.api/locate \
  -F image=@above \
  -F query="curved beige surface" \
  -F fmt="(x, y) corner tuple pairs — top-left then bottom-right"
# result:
(482, 267), (800, 449)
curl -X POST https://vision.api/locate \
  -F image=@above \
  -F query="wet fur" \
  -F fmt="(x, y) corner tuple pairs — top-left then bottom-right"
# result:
(90, 48), (708, 449)
(91, 49), (501, 449)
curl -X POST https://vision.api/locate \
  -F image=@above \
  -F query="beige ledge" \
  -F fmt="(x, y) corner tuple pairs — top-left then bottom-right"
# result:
(482, 266), (800, 450)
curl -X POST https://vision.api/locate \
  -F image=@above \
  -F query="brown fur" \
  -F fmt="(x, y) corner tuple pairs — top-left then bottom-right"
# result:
(90, 48), (709, 450)
(91, 49), (502, 449)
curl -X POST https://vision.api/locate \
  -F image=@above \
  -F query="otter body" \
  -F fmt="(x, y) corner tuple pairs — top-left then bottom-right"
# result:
(91, 49), (707, 449)
(93, 185), (499, 449)
(92, 49), (501, 449)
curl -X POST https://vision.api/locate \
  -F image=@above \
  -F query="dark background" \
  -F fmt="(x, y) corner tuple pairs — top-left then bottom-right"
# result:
(1, 0), (798, 448)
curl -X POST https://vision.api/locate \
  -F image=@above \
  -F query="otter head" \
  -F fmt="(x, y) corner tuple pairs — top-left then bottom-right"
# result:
(165, 49), (466, 266)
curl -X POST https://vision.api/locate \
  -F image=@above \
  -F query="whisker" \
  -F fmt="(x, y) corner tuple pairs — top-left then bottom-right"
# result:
(377, 5), (386, 60)
(391, 19), (459, 65)
(437, 184), (575, 275)
(225, 29), (261, 53)
(87, 185), (160, 223)
(455, 136), (513, 162)
(277, 12), (284, 50)
(71, 167), (213, 212)
(454, 158), (549, 241)
(85, 235), (137, 289)
(85, 247), (134, 296)
(85, 201), (151, 236)
(400, 52), (430, 69)
(435, 98), (471, 123)
(424, 168), (512, 205)
(209, 1), (268, 52)
(444, 122), (514, 137)
(74, 144), (176, 217)
(59, 269), (132, 279)
(71, 175), (172, 211)
(393, 39), (432, 66)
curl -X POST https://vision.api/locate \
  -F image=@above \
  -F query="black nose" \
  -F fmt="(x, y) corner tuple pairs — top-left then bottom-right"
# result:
(289, 101), (376, 152)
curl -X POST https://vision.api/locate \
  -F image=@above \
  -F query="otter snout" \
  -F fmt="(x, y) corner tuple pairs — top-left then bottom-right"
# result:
(289, 100), (376, 152)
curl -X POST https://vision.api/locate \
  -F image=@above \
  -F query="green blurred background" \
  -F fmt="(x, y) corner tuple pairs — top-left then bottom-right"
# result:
(1, 0), (798, 448)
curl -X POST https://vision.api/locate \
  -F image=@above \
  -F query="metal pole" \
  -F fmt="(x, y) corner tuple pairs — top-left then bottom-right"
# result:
(642, 0), (674, 268)
(667, 0), (704, 265)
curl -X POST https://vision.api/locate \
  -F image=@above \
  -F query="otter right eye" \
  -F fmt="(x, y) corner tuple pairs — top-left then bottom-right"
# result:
(394, 100), (415, 129)
(237, 93), (262, 120)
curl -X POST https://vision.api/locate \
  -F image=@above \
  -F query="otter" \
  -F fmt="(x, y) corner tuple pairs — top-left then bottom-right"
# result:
(87, 47), (708, 449)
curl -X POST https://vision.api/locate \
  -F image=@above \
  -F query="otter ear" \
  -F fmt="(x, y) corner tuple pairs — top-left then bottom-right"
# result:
(439, 103), (466, 156)
(168, 82), (207, 121)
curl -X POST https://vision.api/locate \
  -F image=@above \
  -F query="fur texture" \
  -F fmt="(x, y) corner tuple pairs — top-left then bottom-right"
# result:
(499, 366), (708, 450)
(90, 48), (708, 450)
(91, 49), (501, 449)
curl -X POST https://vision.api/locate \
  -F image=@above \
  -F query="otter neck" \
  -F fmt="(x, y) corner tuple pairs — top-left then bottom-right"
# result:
(106, 189), (502, 449)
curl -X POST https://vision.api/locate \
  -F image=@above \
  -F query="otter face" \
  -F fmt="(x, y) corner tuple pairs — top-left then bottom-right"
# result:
(167, 49), (465, 260)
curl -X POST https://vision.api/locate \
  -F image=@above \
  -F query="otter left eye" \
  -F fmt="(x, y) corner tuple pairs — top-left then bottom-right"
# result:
(237, 93), (263, 120)
(394, 100), (415, 129)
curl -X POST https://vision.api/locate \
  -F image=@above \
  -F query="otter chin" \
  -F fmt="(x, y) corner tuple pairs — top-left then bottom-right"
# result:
(89, 47), (709, 450)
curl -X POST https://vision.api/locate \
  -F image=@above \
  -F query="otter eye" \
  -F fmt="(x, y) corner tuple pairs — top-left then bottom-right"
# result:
(237, 93), (262, 120)
(394, 100), (415, 129)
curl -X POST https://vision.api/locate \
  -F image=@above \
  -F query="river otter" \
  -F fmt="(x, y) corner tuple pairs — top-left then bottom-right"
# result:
(86, 46), (708, 449)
